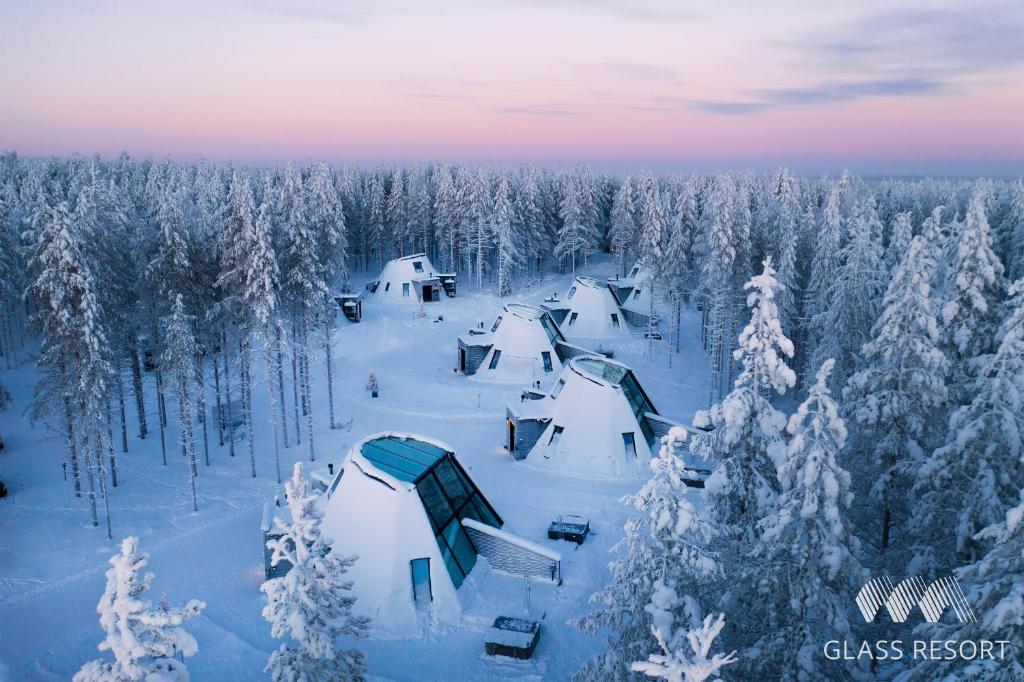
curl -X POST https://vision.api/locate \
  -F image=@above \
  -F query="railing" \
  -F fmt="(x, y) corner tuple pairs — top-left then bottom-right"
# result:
(462, 519), (562, 585)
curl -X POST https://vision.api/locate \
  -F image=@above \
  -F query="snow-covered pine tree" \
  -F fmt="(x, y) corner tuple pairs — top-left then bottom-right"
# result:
(492, 173), (519, 297)
(407, 167), (432, 254)
(609, 176), (637, 277)
(903, 484), (1024, 680)
(556, 172), (596, 277)
(690, 258), (795, 670)
(280, 164), (324, 465)
(573, 428), (718, 681)
(844, 235), (948, 557)
(305, 162), (347, 432)
(27, 199), (114, 534)
(433, 165), (460, 273)
(214, 170), (258, 465)
(161, 294), (201, 511)
(75, 537), (205, 682)
(772, 169), (802, 337)
(631, 589), (736, 682)
(695, 256), (794, 528)
(940, 184), (1005, 370)
(909, 278), (1024, 573)
(638, 186), (668, 359)
(884, 211), (913, 275)
(698, 174), (737, 404)
(262, 463), (369, 682)
(517, 166), (548, 279)
(364, 171), (387, 268)
(386, 167), (407, 257)
(246, 201), (284, 478)
(663, 205), (690, 362)
(755, 359), (863, 680)
(463, 168), (491, 289)
(802, 186), (842, 383)
(808, 197), (886, 387)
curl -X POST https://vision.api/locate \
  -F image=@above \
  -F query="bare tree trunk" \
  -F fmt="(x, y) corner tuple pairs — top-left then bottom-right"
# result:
(155, 367), (167, 466)
(222, 329), (237, 458)
(300, 315), (315, 462)
(266, 347), (282, 484)
(647, 280), (657, 360)
(212, 343), (224, 448)
(291, 315), (302, 438)
(195, 346), (210, 467)
(129, 336), (147, 439)
(63, 394), (82, 497)
(242, 334), (256, 478)
(323, 318), (336, 430)
(275, 322), (289, 447)
(115, 358), (128, 453)
(82, 432), (99, 527)
(94, 430), (113, 539)
(105, 396), (118, 487)
(178, 376), (199, 512)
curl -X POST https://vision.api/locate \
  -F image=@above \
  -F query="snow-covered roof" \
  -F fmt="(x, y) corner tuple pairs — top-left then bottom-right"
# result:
(613, 262), (656, 315)
(319, 432), (502, 635)
(367, 254), (443, 303)
(510, 356), (663, 479)
(550, 276), (629, 337)
(459, 303), (566, 381)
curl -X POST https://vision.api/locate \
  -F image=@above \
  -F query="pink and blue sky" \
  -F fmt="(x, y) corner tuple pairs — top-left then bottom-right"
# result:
(1, 0), (1022, 175)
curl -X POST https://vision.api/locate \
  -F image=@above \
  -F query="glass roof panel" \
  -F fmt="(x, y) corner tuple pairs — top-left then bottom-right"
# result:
(360, 436), (447, 482)
(576, 356), (628, 384)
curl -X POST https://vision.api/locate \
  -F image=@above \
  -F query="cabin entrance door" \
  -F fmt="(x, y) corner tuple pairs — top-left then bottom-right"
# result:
(507, 419), (516, 453)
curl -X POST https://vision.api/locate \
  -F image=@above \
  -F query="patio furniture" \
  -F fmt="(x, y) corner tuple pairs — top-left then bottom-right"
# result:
(547, 514), (590, 545)
(485, 616), (541, 659)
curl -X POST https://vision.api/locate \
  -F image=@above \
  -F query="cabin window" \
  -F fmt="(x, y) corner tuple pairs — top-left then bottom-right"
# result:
(541, 351), (553, 373)
(630, 267), (640, 278)
(568, 312), (579, 326)
(491, 316), (502, 332)
(551, 378), (565, 398)
(488, 350), (501, 370)
(548, 425), (564, 447)
(369, 281), (379, 293)
(413, 261), (424, 273)
(567, 286), (577, 299)
(402, 282), (410, 297)
(633, 289), (642, 300)
(611, 313), (620, 328)
(410, 558), (432, 604)
(622, 432), (637, 458)
(384, 282), (391, 292)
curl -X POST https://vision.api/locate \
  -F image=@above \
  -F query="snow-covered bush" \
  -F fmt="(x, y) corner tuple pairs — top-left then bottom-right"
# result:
(74, 537), (205, 682)
(573, 428), (718, 680)
(632, 582), (736, 682)
(262, 462), (370, 681)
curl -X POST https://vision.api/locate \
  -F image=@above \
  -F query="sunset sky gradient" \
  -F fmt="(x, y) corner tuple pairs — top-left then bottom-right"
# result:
(2, 0), (1022, 175)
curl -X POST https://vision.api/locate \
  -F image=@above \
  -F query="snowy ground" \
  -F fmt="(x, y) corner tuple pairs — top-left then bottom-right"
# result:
(0, 256), (710, 681)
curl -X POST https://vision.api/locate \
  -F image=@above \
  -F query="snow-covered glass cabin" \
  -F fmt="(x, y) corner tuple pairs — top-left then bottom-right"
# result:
(505, 356), (687, 479)
(365, 253), (456, 303)
(541, 275), (632, 337)
(313, 433), (561, 635)
(607, 262), (655, 328)
(456, 303), (592, 381)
